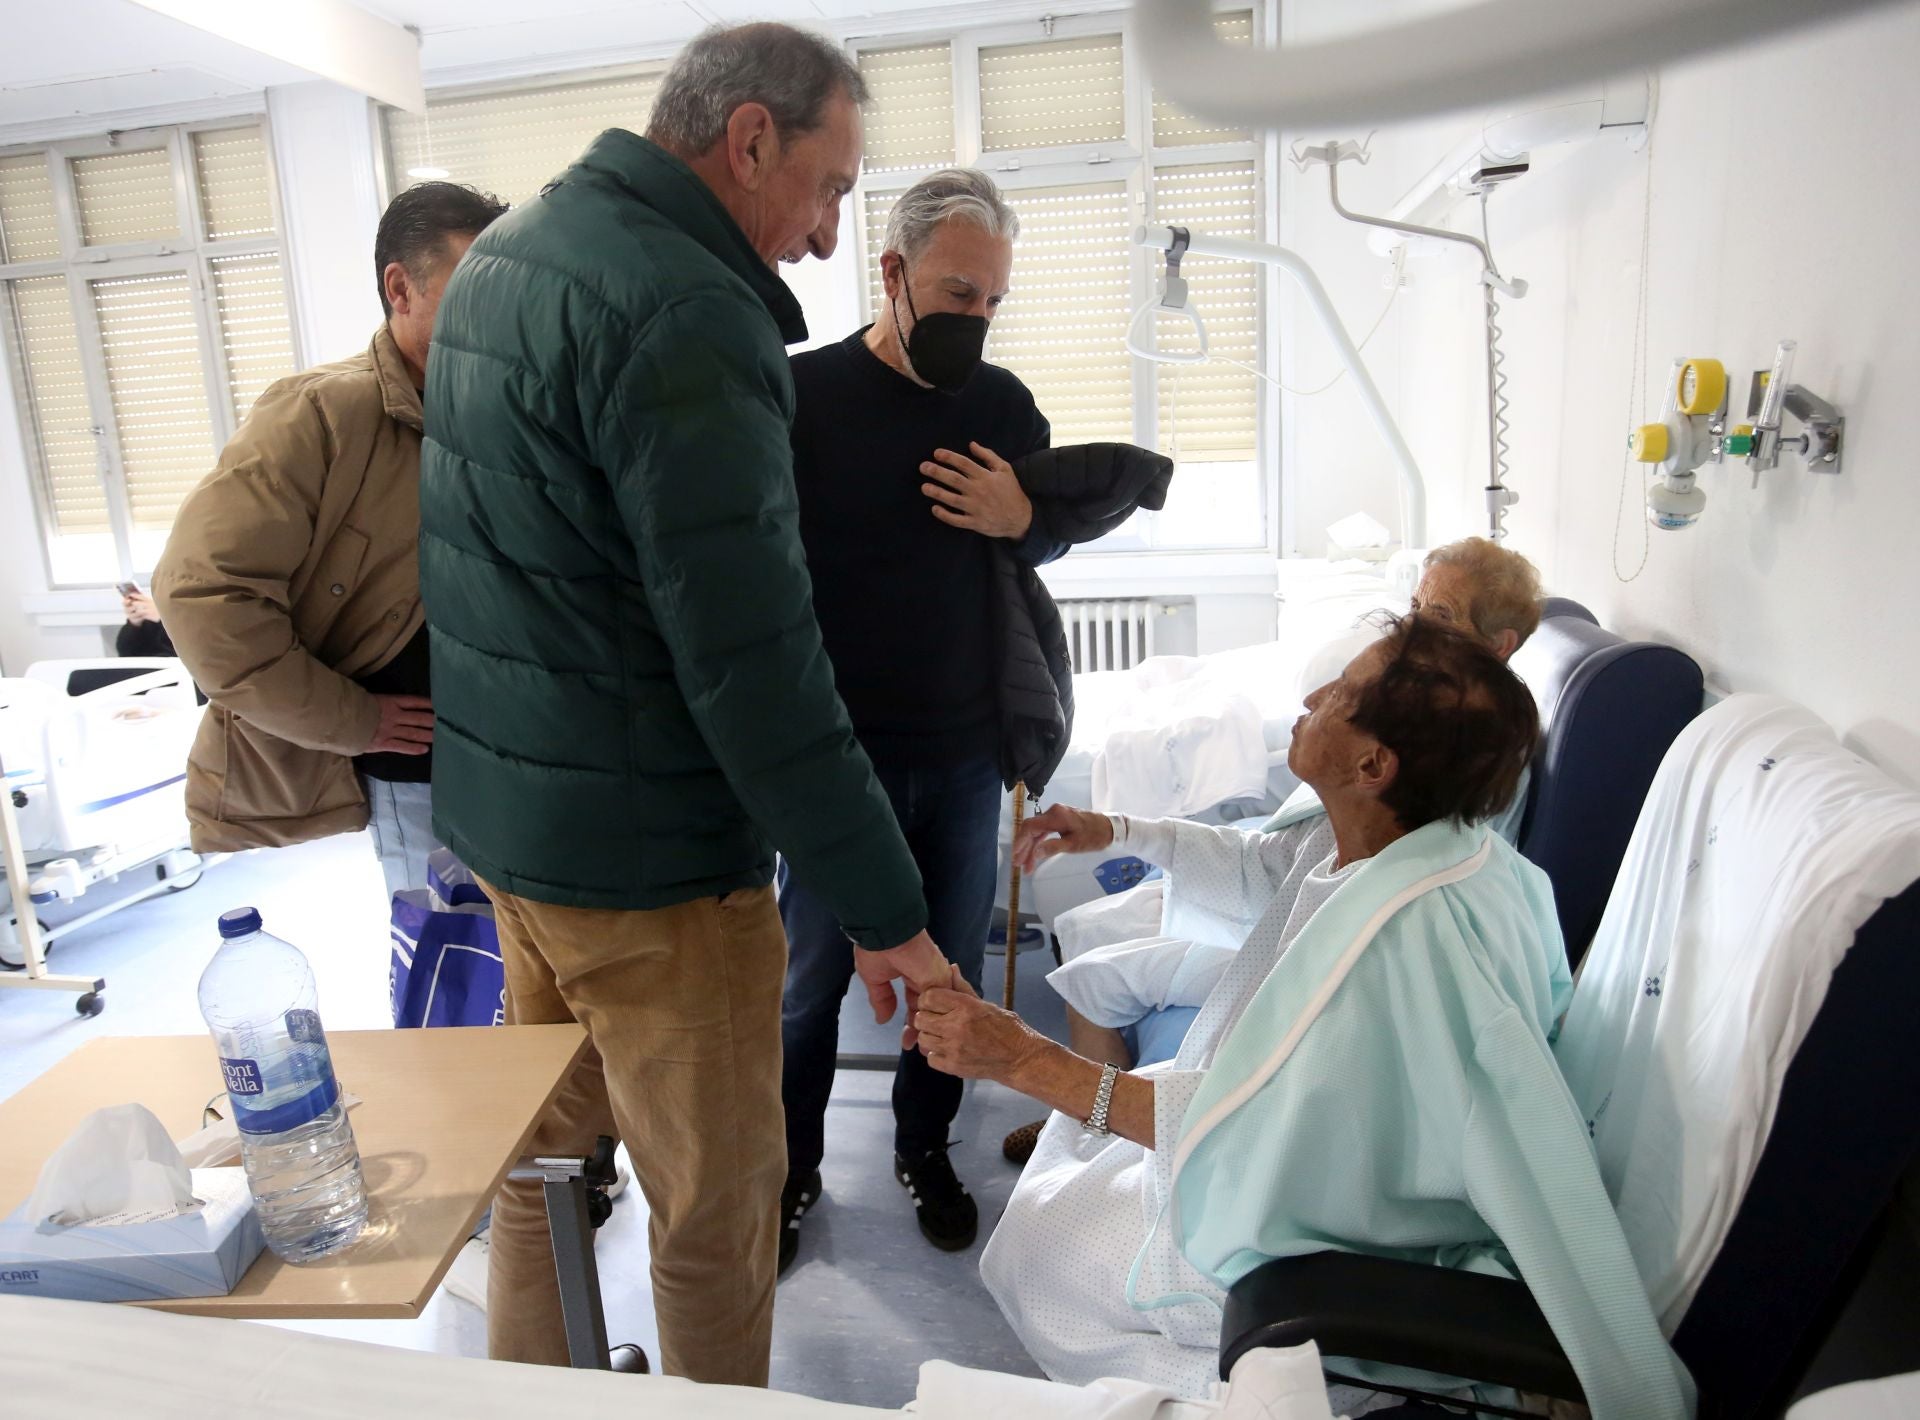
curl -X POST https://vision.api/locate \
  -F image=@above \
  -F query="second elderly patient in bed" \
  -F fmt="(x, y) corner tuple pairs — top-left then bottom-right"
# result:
(913, 615), (1692, 1418)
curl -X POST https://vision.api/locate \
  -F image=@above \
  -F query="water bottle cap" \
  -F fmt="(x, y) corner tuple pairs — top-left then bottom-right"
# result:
(218, 907), (263, 939)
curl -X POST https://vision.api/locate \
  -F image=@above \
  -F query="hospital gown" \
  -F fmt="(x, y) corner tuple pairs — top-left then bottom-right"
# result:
(1047, 769), (1532, 1042)
(985, 815), (1693, 1420)
(985, 814), (1347, 1394)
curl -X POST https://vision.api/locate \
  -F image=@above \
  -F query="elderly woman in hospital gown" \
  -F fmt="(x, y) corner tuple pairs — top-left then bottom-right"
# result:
(915, 616), (1693, 1420)
(1025, 536), (1550, 1095)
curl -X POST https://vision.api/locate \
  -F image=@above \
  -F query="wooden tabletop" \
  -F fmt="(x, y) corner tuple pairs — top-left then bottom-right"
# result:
(0, 1026), (587, 1320)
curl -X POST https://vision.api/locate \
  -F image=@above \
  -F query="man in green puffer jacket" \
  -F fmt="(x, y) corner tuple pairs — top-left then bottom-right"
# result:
(418, 23), (949, 1385)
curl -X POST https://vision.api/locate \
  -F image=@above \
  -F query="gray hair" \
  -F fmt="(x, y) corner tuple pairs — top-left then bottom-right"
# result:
(884, 168), (1020, 262)
(647, 23), (868, 157)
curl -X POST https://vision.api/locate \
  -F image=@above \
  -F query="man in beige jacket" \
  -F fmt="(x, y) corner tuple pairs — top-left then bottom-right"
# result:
(154, 182), (506, 901)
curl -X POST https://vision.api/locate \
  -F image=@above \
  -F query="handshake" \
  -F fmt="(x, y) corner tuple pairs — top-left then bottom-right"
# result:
(860, 802), (1114, 1080)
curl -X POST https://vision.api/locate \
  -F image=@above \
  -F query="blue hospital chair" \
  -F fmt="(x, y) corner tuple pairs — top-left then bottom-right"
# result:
(1217, 878), (1920, 1419)
(1214, 673), (1920, 1418)
(1504, 610), (1705, 964)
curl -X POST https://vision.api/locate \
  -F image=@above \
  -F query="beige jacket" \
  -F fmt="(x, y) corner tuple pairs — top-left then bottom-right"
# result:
(153, 327), (424, 852)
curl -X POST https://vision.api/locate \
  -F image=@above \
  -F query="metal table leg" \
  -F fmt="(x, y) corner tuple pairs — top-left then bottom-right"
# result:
(0, 748), (104, 1013)
(510, 1138), (617, 1370)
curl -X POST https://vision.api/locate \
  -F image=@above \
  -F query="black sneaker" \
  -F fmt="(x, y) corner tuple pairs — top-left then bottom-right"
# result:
(894, 1146), (978, 1251)
(777, 1169), (821, 1278)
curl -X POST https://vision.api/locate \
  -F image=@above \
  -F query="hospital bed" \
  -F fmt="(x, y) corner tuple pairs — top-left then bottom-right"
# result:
(1218, 693), (1920, 1418)
(0, 658), (214, 992)
(996, 563), (1410, 946)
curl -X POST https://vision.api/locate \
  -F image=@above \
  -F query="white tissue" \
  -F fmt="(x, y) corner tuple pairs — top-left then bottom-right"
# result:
(1325, 510), (1393, 550)
(23, 1103), (199, 1230)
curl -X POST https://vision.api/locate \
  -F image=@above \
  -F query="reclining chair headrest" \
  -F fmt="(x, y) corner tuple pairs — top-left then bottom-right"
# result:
(1510, 616), (1702, 962)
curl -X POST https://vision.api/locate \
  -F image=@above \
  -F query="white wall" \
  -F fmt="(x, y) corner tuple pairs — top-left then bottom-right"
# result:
(269, 82), (386, 368)
(1277, 1), (1920, 784)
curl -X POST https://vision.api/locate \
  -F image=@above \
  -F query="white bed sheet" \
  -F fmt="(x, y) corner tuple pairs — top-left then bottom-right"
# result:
(1055, 570), (1400, 822)
(0, 1295), (887, 1420)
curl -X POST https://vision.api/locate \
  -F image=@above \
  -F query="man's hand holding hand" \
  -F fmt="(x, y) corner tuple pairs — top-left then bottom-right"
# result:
(920, 442), (1034, 540)
(855, 930), (951, 1049)
(1013, 803), (1116, 874)
(366, 693), (434, 756)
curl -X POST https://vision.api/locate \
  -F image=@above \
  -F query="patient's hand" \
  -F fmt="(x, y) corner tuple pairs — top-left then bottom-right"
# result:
(917, 972), (1053, 1085)
(1013, 803), (1116, 874)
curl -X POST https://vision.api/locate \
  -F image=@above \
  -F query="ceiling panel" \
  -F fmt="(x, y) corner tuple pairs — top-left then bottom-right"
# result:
(0, 69), (259, 128)
(0, 0), (312, 91)
(413, 5), (712, 71)
(690, 0), (828, 21)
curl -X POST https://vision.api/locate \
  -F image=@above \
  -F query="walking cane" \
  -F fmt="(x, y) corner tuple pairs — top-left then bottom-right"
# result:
(1004, 781), (1027, 1009)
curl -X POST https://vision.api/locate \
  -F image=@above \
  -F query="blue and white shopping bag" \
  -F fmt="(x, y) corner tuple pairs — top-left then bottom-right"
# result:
(389, 849), (505, 1028)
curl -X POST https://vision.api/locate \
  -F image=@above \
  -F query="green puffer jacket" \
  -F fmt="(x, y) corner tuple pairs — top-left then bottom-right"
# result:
(419, 130), (927, 948)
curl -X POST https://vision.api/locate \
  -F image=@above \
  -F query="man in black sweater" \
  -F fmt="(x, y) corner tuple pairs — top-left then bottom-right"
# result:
(779, 169), (1064, 1271)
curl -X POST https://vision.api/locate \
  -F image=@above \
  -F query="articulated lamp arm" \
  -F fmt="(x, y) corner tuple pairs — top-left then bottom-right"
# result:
(1134, 224), (1427, 550)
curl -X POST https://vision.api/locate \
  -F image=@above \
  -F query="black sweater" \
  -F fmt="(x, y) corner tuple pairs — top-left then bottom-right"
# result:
(789, 328), (1058, 766)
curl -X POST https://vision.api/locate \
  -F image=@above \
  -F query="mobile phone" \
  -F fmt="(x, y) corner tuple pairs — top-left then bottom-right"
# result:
(116, 581), (140, 597)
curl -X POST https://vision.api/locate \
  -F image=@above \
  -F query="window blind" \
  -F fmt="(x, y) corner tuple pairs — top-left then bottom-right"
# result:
(209, 253), (297, 423)
(193, 127), (278, 242)
(6, 276), (107, 533)
(858, 44), (957, 175)
(865, 181), (1136, 445)
(988, 181), (1135, 445)
(90, 270), (217, 529)
(862, 189), (898, 321)
(0, 154), (60, 264)
(978, 35), (1126, 152)
(1150, 161), (1259, 459)
(384, 70), (666, 206)
(71, 147), (180, 247)
(1152, 11), (1255, 149)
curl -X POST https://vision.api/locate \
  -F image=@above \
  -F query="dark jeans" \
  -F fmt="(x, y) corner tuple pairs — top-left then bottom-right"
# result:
(779, 753), (1003, 1176)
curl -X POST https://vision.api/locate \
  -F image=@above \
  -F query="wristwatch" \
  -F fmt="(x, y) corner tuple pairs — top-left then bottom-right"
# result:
(1084, 1062), (1121, 1137)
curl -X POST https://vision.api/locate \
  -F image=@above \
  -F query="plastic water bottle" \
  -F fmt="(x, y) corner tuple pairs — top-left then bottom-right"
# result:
(198, 907), (367, 1263)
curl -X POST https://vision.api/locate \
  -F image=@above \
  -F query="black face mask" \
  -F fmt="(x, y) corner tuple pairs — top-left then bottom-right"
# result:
(893, 266), (989, 394)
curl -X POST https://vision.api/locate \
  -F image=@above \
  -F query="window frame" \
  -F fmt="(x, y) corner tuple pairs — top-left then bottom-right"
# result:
(848, 5), (1274, 555)
(0, 114), (299, 588)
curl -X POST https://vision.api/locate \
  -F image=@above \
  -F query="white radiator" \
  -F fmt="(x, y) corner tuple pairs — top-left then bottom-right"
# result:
(1058, 598), (1162, 674)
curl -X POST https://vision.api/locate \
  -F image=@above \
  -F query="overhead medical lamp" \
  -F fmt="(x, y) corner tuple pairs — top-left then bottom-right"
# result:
(1132, 0), (1908, 134)
(1131, 224), (1427, 550)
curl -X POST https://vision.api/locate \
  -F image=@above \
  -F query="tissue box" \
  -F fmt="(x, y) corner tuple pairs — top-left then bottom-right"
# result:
(0, 1167), (265, 1303)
